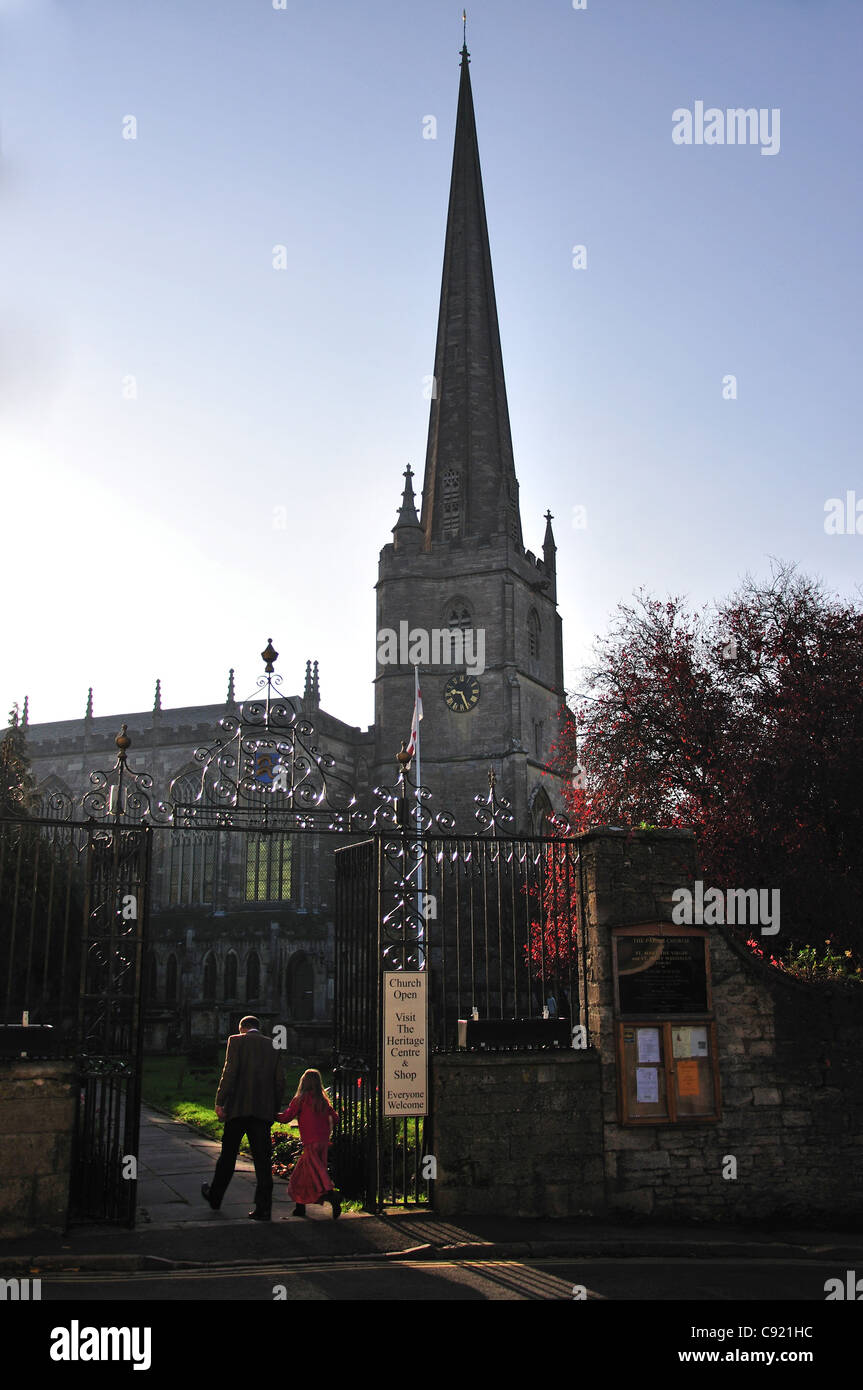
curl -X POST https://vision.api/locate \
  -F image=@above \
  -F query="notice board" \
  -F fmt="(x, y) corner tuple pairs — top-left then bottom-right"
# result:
(615, 934), (709, 1015)
(383, 972), (428, 1117)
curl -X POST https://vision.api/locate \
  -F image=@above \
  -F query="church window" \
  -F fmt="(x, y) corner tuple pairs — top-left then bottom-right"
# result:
(246, 951), (261, 1002)
(441, 469), (461, 538)
(146, 952), (157, 1000)
(202, 952), (217, 1000)
(534, 720), (544, 758)
(286, 953), (314, 1021)
(224, 951), (238, 1000)
(169, 776), (215, 906)
(447, 602), (472, 631)
(245, 833), (292, 902)
(528, 610), (540, 659)
(166, 954), (178, 1003)
(530, 788), (554, 837)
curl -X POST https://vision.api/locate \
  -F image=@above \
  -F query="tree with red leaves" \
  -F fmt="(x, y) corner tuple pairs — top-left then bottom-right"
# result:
(547, 562), (863, 957)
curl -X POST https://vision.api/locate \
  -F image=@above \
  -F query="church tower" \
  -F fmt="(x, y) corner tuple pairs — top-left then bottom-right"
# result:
(373, 41), (566, 833)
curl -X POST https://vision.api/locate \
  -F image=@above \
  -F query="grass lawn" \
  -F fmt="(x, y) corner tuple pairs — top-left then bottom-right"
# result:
(141, 1054), (333, 1152)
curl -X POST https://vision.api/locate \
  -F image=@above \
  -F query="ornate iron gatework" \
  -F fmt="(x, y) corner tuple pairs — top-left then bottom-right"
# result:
(71, 820), (151, 1226)
(332, 761), (583, 1212)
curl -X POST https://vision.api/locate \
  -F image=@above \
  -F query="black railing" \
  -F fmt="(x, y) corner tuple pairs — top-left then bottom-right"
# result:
(0, 817), (87, 1049)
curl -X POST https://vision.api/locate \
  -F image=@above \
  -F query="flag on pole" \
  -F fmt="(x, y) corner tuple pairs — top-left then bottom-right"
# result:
(406, 670), (423, 759)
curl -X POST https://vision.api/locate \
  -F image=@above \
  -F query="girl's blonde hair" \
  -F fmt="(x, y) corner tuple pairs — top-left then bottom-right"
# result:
(292, 1068), (334, 1114)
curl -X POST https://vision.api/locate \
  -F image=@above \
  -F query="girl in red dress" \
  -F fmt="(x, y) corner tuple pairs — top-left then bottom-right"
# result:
(277, 1069), (340, 1219)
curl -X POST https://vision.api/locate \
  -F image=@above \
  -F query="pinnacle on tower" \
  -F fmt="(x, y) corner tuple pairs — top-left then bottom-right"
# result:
(393, 464), (424, 551)
(304, 660), (321, 711)
(153, 679), (162, 713)
(420, 42), (522, 550)
(85, 687), (93, 719)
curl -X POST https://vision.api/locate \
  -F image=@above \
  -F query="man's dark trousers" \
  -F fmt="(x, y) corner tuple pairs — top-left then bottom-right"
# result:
(210, 1116), (273, 1215)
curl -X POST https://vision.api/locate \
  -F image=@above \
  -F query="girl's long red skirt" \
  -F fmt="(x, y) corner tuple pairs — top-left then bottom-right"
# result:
(288, 1142), (332, 1204)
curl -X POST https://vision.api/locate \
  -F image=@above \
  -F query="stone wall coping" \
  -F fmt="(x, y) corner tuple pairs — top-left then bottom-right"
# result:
(573, 826), (696, 842)
(0, 1060), (78, 1080)
(716, 924), (863, 1006)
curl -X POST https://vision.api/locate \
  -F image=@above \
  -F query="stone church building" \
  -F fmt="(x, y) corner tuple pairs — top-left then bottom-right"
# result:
(18, 45), (568, 1060)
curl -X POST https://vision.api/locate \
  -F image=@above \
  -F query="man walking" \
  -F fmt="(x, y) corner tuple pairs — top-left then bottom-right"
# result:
(202, 1015), (285, 1221)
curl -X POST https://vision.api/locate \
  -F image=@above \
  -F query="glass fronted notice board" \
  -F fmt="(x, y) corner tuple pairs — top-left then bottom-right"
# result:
(613, 925), (720, 1124)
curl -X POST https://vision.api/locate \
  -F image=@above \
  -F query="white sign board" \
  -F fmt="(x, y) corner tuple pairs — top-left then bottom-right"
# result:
(383, 972), (428, 1116)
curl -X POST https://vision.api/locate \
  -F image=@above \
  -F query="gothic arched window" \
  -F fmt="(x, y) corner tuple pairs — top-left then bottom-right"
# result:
(528, 610), (540, 659)
(246, 951), (261, 1002)
(224, 952), (238, 1000)
(441, 469), (461, 538)
(166, 954), (178, 1003)
(202, 952), (217, 1000)
(446, 601), (472, 631)
(530, 788), (554, 838)
(146, 952), (158, 1000)
(169, 774), (215, 906)
(286, 953), (314, 1021)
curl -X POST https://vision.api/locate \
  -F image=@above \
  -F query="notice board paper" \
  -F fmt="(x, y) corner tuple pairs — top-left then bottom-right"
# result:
(636, 1067), (660, 1104)
(637, 1027), (661, 1064)
(676, 1058), (701, 1097)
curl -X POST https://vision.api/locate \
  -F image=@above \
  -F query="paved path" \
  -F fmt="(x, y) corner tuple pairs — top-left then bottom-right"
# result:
(137, 1104), (317, 1226)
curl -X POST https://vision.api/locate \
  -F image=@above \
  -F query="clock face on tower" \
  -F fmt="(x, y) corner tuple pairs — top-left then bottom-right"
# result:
(443, 673), (481, 714)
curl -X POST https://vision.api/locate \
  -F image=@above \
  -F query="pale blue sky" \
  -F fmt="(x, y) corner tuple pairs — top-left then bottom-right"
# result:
(2, 0), (861, 731)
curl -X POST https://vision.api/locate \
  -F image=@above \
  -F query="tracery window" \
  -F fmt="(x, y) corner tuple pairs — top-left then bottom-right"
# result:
(442, 469), (461, 538)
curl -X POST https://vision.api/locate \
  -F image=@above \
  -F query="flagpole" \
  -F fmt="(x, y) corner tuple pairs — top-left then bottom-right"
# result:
(414, 664), (424, 950)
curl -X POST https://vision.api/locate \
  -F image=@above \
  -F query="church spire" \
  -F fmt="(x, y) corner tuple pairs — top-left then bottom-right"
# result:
(420, 39), (522, 550)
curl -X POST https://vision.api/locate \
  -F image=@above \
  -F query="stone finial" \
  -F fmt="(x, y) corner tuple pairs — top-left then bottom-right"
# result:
(21, 695), (28, 728)
(153, 679), (162, 713)
(543, 510), (556, 553)
(85, 687), (93, 719)
(393, 465), (423, 552)
(304, 660), (321, 711)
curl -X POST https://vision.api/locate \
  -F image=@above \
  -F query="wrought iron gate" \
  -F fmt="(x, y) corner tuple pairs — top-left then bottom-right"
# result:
(333, 816), (583, 1212)
(72, 821), (151, 1225)
(0, 814), (150, 1227)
